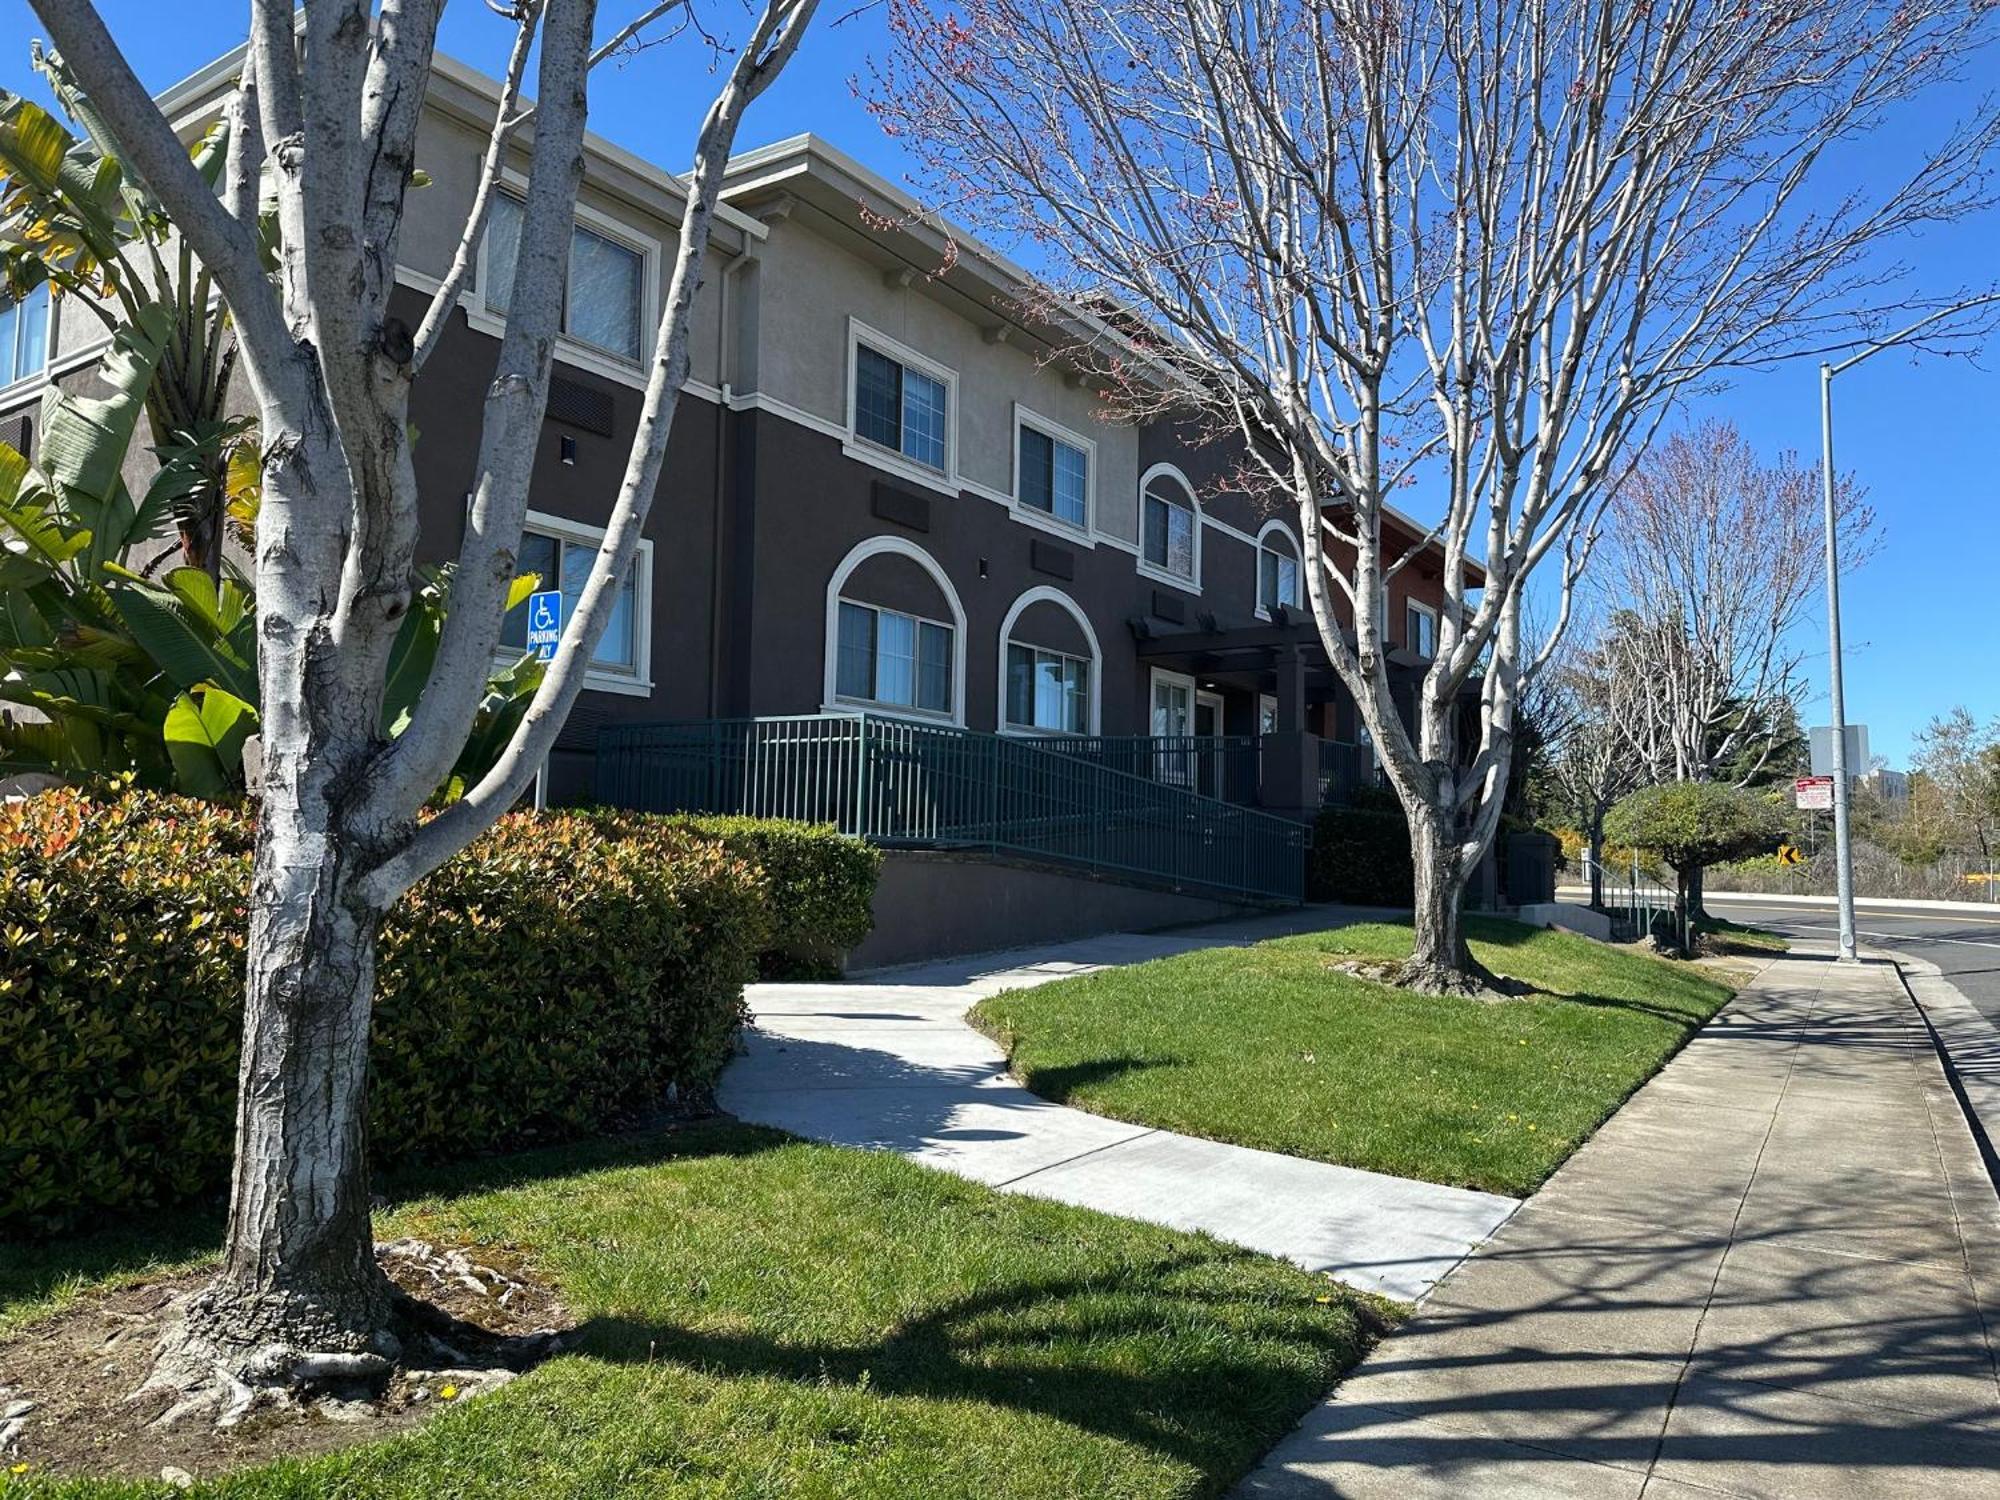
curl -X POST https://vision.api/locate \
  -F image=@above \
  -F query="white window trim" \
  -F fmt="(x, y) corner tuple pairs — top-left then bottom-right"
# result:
(1137, 461), (1203, 596)
(466, 170), (662, 387)
(1405, 598), (1439, 658)
(844, 317), (960, 497)
(1009, 402), (1096, 543)
(1254, 518), (1303, 620)
(503, 506), (656, 698)
(996, 585), (1102, 736)
(1148, 667), (1198, 728)
(823, 534), (968, 726)
(0, 284), (58, 404)
(1148, 667), (1202, 788)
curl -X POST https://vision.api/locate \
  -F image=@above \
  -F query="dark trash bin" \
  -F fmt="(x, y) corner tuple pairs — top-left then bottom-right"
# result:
(1504, 831), (1560, 906)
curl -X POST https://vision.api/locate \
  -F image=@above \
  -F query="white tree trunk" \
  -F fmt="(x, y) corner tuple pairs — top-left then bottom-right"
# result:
(197, 829), (390, 1357)
(1405, 800), (1475, 990)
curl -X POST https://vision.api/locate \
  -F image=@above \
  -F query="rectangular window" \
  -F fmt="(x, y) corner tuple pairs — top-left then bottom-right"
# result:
(1143, 491), (1196, 579)
(1260, 545), (1299, 612)
(852, 340), (948, 471)
(1017, 424), (1088, 529)
(836, 600), (953, 715)
(1406, 602), (1437, 658)
(0, 282), (51, 388)
(497, 523), (644, 678)
(485, 193), (644, 361)
(1006, 642), (1089, 733)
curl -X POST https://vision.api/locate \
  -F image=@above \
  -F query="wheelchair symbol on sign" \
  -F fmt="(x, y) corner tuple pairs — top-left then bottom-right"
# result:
(526, 588), (563, 662)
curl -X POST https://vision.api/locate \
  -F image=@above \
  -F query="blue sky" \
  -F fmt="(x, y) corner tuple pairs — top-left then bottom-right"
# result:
(4, 1), (1993, 767)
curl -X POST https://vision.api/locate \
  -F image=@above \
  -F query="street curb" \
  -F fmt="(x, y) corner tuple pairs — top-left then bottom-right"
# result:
(1889, 952), (2000, 1198)
(1554, 887), (2000, 918)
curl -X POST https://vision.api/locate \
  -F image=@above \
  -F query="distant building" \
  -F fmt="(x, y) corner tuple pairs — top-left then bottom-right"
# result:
(1860, 768), (1910, 803)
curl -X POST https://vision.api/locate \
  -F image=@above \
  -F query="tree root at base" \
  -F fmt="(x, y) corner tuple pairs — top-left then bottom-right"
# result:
(129, 1241), (568, 1431)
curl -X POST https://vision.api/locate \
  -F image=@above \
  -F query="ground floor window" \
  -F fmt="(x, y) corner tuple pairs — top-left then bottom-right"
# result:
(497, 513), (649, 688)
(836, 600), (953, 715)
(1006, 643), (1090, 733)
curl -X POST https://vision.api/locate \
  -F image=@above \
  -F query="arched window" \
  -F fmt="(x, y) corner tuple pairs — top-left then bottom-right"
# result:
(997, 587), (1102, 735)
(1140, 465), (1199, 584)
(823, 536), (966, 723)
(1257, 521), (1301, 615)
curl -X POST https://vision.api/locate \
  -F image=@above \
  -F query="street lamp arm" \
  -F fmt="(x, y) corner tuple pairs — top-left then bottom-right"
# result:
(1816, 285), (2000, 961)
(1825, 292), (2000, 379)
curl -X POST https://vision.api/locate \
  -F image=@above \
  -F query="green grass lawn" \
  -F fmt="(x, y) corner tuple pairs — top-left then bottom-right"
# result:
(972, 917), (1739, 1198)
(0, 1123), (1387, 1499)
(1693, 914), (1790, 954)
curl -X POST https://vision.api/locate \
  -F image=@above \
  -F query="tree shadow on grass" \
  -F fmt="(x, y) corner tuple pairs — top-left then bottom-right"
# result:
(1010, 1052), (1189, 1104)
(0, 1121), (792, 1330)
(569, 1255), (1393, 1479)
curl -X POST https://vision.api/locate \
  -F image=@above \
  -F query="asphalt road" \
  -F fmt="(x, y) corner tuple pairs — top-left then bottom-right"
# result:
(1704, 892), (2000, 1028)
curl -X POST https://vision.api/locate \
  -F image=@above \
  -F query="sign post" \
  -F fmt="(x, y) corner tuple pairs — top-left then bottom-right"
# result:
(526, 590), (562, 812)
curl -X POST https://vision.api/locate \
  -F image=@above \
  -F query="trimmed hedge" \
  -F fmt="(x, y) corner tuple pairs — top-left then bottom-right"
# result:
(648, 814), (881, 978)
(1307, 806), (1415, 906)
(0, 791), (882, 1236)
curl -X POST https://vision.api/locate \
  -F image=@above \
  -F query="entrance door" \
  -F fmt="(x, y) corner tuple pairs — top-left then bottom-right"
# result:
(1150, 670), (1195, 785)
(1194, 690), (1225, 798)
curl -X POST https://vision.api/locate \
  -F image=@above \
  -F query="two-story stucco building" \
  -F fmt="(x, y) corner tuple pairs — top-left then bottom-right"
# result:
(0, 47), (1479, 853)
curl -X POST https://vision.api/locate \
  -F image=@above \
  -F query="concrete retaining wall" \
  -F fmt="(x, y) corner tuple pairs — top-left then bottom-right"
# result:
(847, 850), (1259, 971)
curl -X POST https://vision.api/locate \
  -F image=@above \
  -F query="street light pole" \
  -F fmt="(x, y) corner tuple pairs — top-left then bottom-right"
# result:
(1817, 293), (2000, 963)
(1817, 362), (1858, 962)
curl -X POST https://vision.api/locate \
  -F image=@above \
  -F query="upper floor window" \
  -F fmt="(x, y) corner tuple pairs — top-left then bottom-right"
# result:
(1406, 600), (1438, 658)
(1005, 642), (1090, 734)
(836, 599), (953, 716)
(0, 282), (51, 389)
(484, 192), (645, 362)
(1016, 419), (1089, 530)
(1142, 471), (1197, 581)
(853, 341), (948, 471)
(498, 512), (652, 690)
(1258, 527), (1301, 613)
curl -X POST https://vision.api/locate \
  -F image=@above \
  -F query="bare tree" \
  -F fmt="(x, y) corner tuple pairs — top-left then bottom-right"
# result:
(874, 0), (1998, 993)
(1911, 707), (2000, 870)
(1600, 420), (1874, 790)
(1536, 620), (1646, 910)
(28, 0), (817, 1420)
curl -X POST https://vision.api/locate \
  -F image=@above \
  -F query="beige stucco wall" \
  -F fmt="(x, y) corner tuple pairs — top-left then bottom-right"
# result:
(405, 105), (729, 391)
(745, 212), (1141, 546)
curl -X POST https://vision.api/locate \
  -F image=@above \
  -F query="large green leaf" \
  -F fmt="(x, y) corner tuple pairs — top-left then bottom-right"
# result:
(451, 650), (545, 791)
(38, 299), (173, 509)
(106, 571), (256, 701)
(163, 686), (256, 798)
(0, 97), (68, 196)
(380, 592), (442, 736)
(381, 569), (541, 736)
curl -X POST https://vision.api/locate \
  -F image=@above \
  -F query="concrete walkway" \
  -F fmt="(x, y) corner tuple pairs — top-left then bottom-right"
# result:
(1238, 945), (2000, 1499)
(717, 909), (1518, 1303)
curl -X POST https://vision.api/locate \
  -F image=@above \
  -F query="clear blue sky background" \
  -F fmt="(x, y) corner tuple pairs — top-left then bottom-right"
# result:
(4, 1), (1992, 767)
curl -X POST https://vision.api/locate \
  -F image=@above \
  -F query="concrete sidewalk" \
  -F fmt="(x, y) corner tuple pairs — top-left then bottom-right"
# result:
(717, 908), (1518, 1303)
(1238, 947), (2000, 1499)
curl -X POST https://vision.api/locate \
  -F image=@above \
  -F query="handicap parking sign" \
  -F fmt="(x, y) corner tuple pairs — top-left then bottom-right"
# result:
(526, 589), (562, 661)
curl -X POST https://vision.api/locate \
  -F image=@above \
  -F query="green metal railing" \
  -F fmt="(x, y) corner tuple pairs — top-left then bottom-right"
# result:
(597, 713), (1305, 903)
(1318, 738), (1379, 806)
(1010, 733), (1263, 805)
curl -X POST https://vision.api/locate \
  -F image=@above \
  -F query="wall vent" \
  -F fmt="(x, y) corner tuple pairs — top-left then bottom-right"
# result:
(545, 375), (615, 437)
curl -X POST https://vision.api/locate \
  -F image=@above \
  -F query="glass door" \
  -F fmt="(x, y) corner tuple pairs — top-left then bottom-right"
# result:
(1194, 691), (1225, 798)
(1151, 671), (1194, 785)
